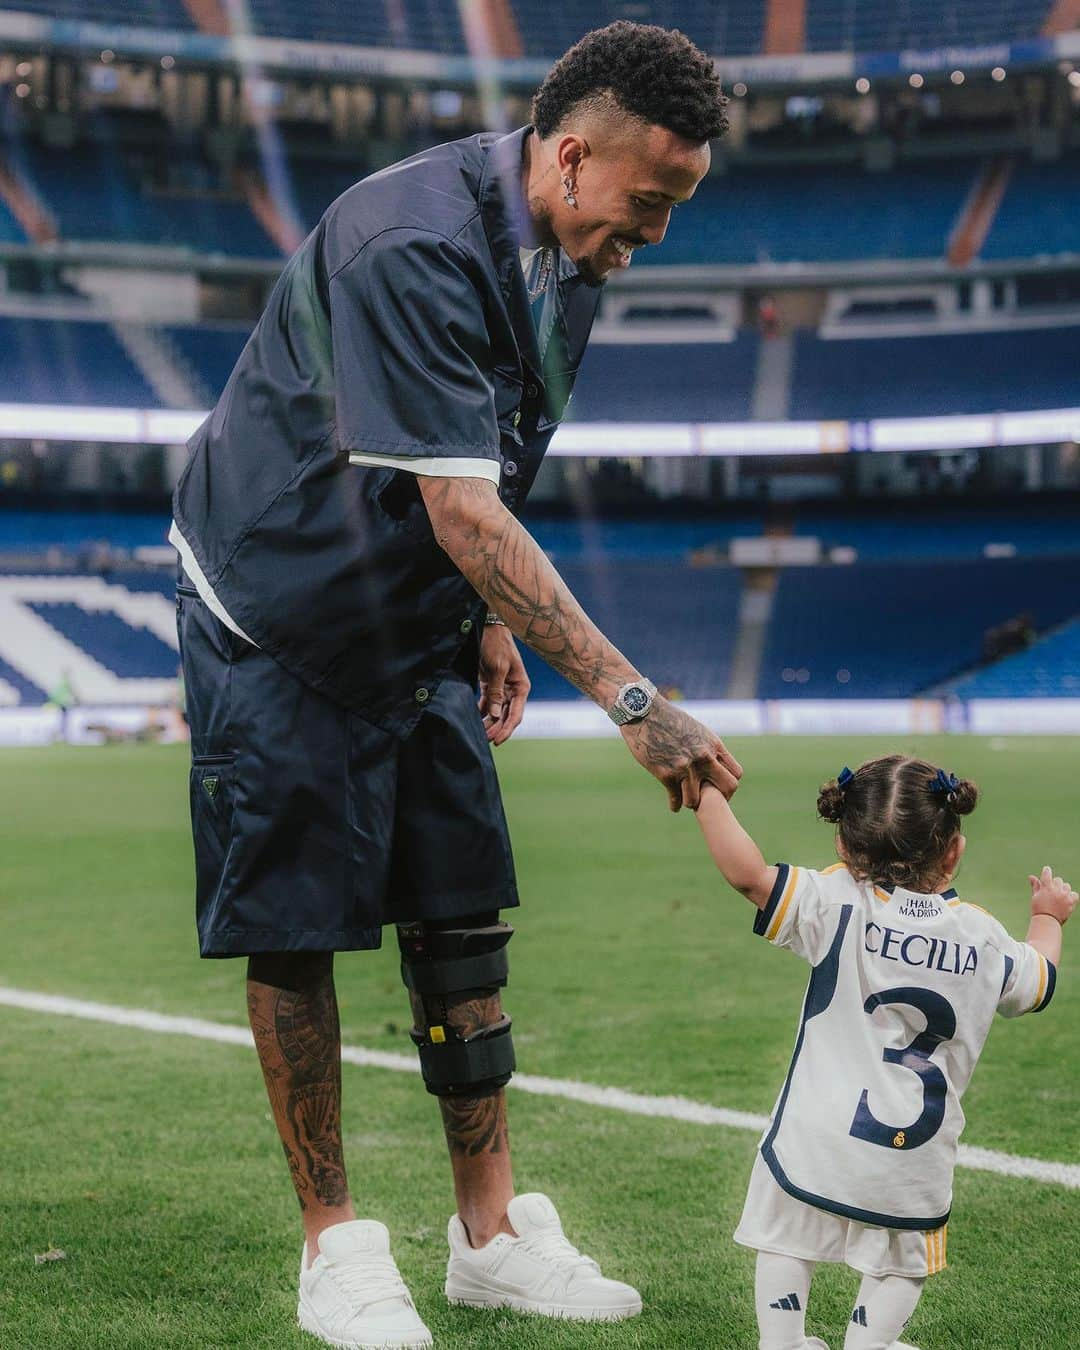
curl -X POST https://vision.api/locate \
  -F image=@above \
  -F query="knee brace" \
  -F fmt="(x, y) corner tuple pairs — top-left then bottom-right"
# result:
(397, 920), (515, 1098)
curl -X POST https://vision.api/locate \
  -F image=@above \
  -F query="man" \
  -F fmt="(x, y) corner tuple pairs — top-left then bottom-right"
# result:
(171, 22), (738, 1349)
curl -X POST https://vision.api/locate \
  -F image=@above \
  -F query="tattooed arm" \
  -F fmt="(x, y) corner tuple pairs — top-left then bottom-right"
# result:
(420, 474), (742, 809)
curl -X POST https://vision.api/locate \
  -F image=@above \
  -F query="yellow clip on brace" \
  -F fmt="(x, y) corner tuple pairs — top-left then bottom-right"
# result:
(429, 1025), (446, 1044)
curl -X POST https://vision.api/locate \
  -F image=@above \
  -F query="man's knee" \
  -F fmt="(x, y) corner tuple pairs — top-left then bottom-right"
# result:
(247, 949), (334, 991)
(397, 913), (515, 1097)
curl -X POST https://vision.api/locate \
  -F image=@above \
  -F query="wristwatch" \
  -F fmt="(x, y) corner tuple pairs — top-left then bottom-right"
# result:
(608, 677), (658, 726)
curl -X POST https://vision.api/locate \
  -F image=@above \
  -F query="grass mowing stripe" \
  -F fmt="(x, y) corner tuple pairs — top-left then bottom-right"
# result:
(4, 983), (1078, 1194)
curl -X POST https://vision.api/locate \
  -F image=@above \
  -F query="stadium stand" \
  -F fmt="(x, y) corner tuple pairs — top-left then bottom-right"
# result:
(5, 140), (280, 257)
(789, 324), (1080, 419)
(0, 654), (48, 706)
(245, 0), (466, 53)
(510, 1), (766, 58)
(795, 508), (1080, 561)
(163, 324), (250, 402)
(140, 328), (765, 420)
(757, 555), (1080, 699)
(0, 317), (157, 406)
(2, 0), (194, 28)
(518, 558), (744, 699)
(289, 159), (368, 231)
(0, 195), (26, 244)
(949, 619), (1080, 698)
(656, 160), (982, 266)
(0, 513), (170, 552)
(10, 306), (1080, 427)
(6, 507), (1079, 564)
(571, 338), (759, 423)
(27, 600), (179, 678)
(804, 0), (1052, 52)
(981, 153), (1080, 262)
(0, 573), (178, 705)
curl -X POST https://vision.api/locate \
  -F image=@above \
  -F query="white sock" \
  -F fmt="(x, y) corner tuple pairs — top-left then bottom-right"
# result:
(844, 1273), (924, 1350)
(754, 1251), (815, 1350)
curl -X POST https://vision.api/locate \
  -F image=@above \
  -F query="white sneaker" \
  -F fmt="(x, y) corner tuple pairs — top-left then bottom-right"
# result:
(297, 1219), (433, 1349)
(444, 1192), (642, 1322)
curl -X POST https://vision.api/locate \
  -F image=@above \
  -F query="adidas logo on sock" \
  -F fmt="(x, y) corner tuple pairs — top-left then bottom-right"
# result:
(851, 1304), (868, 1326)
(769, 1292), (801, 1311)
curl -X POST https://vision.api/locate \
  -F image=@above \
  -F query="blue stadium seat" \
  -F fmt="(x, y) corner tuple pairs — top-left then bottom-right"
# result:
(244, 0), (466, 52)
(805, 0), (1050, 53)
(0, 513), (170, 552)
(510, 1), (765, 59)
(28, 601), (179, 678)
(982, 153), (1080, 261)
(795, 508), (1080, 560)
(3, 0), (193, 28)
(571, 337), (758, 421)
(949, 619), (1080, 698)
(655, 160), (979, 266)
(758, 556), (1080, 699)
(0, 317), (157, 406)
(7, 139), (279, 257)
(163, 325), (251, 403)
(0, 192), (25, 243)
(288, 160), (367, 231)
(0, 654), (49, 705)
(789, 325), (1080, 419)
(520, 559), (743, 698)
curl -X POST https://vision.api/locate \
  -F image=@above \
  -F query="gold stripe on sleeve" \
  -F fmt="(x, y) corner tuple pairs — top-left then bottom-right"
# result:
(1027, 953), (1048, 1013)
(766, 867), (800, 941)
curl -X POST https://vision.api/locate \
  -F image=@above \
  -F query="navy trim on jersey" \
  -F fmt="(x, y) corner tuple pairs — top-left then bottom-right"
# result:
(1000, 954), (1014, 996)
(1034, 960), (1057, 1012)
(759, 902), (953, 1232)
(754, 863), (790, 937)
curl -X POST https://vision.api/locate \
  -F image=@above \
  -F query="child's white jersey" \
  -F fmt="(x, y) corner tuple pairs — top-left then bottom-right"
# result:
(754, 863), (1056, 1230)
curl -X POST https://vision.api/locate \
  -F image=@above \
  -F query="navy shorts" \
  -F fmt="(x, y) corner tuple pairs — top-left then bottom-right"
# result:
(176, 578), (518, 957)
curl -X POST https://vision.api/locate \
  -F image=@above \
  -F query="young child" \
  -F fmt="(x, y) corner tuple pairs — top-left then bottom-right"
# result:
(694, 754), (1075, 1350)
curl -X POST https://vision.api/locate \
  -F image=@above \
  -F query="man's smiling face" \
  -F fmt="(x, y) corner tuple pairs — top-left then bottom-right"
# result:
(550, 120), (711, 286)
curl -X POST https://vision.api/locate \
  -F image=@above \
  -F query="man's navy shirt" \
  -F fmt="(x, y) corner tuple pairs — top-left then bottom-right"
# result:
(172, 127), (601, 736)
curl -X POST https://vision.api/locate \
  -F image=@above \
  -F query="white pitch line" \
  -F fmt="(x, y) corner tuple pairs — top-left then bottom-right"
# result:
(2, 984), (1078, 1192)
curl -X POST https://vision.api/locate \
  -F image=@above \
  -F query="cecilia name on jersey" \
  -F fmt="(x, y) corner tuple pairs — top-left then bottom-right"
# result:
(865, 922), (978, 977)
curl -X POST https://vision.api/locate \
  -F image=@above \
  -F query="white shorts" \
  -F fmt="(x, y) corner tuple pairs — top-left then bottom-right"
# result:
(734, 1151), (948, 1280)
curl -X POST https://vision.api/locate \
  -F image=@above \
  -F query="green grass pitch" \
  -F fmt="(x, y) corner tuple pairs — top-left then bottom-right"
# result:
(1, 735), (1077, 1349)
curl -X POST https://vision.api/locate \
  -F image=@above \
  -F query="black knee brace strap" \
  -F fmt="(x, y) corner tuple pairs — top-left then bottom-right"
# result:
(398, 921), (516, 1097)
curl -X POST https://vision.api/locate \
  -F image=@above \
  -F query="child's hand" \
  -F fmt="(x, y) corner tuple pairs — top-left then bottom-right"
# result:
(1029, 866), (1078, 925)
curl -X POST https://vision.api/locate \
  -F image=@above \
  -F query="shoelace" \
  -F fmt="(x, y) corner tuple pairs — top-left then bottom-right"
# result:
(517, 1230), (601, 1278)
(328, 1254), (411, 1311)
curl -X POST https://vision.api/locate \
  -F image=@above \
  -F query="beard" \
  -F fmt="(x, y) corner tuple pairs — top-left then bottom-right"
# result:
(529, 196), (609, 289)
(573, 253), (610, 288)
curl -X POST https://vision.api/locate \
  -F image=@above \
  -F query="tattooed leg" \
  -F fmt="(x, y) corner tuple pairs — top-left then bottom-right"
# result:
(247, 951), (355, 1255)
(408, 984), (515, 1248)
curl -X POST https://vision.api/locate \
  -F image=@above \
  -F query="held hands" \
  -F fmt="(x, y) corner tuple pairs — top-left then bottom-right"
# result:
(619, 696), (742, 811)
(1029, 865), (1078, 924)
(478, 621), (531, 746)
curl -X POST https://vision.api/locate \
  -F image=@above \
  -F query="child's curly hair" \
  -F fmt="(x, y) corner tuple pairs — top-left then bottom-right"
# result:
(817, 754), (979, 892)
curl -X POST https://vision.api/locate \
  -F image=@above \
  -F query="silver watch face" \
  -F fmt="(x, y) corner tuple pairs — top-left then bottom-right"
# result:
(621, 685), (651, 715)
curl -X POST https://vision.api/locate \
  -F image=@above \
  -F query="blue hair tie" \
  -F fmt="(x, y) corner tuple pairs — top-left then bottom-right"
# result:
(930, 768), (960, 800)
(837, 766), (855, 791)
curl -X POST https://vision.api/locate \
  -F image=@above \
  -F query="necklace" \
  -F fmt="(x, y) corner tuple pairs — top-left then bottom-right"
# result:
(526, 247), (554, 301)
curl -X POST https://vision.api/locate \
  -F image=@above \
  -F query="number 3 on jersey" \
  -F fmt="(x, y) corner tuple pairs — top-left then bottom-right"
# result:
(849, 985), (957, 1151)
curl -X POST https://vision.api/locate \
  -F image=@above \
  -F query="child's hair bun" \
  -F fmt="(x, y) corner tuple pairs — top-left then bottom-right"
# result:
(949, 778), (979, 816)
(817, 781), (845, 823)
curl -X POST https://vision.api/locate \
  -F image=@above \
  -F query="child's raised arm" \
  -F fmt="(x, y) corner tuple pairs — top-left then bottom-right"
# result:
(695, 783), (778, 909)
(1026, 865), (1077, 966)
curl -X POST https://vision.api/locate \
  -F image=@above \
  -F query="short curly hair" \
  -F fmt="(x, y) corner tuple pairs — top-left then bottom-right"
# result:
(532, 21), (728, 144)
